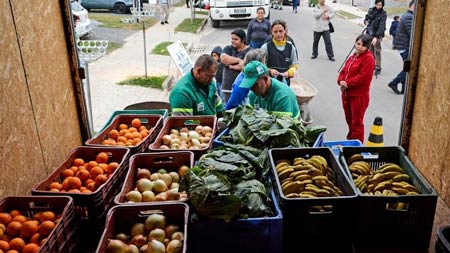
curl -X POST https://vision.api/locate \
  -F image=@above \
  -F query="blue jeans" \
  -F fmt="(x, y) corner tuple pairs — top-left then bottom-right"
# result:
(391, 50), (409, 91)
(249, 40), (264, 49)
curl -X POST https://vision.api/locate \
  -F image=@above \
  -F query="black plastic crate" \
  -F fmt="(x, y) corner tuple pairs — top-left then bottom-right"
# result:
(269, 147), (357, 252)
(436, 225), (450, 253)
(187, 189), (283, 253)
(341, 146), (438, 250)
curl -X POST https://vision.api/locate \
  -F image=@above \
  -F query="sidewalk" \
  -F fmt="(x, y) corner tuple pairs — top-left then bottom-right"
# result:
(89, 5), (203, 131)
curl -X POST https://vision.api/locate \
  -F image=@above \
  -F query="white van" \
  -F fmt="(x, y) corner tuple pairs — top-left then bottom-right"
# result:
(209, 0), (270, 28)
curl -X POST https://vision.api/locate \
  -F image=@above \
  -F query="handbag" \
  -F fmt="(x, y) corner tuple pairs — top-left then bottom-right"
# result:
(329, 22), (335, 33)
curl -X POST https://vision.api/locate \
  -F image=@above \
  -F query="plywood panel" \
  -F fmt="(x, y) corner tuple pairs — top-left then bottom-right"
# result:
(408, 0), (450, 207)
(11, 0), (82, 173)
(0, 0), (47, 198)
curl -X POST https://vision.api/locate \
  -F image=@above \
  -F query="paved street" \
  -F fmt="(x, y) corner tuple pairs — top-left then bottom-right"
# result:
(196, 3), (404, 145)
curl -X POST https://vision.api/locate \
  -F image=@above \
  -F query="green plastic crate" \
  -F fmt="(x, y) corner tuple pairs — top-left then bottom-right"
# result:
(97, 109), (168, 134)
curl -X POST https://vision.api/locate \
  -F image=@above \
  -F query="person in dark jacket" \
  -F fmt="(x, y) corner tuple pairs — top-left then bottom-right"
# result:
(337, 34), (375, 143)
(247, 7), (271, 49)
(211, 46), (224, 99)
(388, 0), (415, 95)
(364, 0), (387, 75)
(389, 15), (400, 48)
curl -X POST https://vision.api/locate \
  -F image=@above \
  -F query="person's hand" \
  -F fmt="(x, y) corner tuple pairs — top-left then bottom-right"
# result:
(372, 37), (378, 46)
(270, 68), (280, 77)
(339, 81), (348, 92)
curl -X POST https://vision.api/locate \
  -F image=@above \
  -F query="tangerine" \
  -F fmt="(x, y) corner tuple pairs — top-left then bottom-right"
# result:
(29, 233), (43, 245)
(131, 118), (142, 128)
(68, 177), (82, 190)
(108, 129), (120, 140)
(96, 152), (109, 163)
(6, 222), (21, 237)
(8, 210), (20, 218)
(72, 158), (85, 167)
(90, 167), (104, 179)
(22, 243), (40, 253)
(140, 130), (149, 138)
(49, 182), (62, 190)
(38, 221), (55, 236)
(11, 215), (27, 223)
(87, 161), (98, 170)
(108, 162), (119, 173)
(39, 211), (56, 223)
(0, 240), (9, 251)
(86, 182), (96, 192)
(0, 213), (11, 225)
(119, 124), (128, 130)
(75, 169), (90, 182)
(8, 237), (25, 251)
(128, 127), (138, 133)
(62, 169), (75, 178)
(117, 136), (128, 144)
(95, 174), (108, 187)
(20, 220), (39, 238)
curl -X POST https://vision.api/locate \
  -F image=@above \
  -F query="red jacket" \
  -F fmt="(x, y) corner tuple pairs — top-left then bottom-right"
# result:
(337, 50), (375, 97)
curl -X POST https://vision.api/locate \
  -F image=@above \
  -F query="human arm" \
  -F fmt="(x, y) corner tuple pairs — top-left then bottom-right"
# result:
(225, 73), (250, 110)
(345, 55), (375, 88)
(246, 20), (254, 44)
(375, 11), (387, 39)
(327, 5), (336, 20)
(285, 43), (299, 78)
(220, 46), (243, 66)
(312, 5), (323, 19)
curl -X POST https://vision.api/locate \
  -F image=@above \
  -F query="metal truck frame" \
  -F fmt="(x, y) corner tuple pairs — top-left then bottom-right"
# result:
(209, 0), (270, 28)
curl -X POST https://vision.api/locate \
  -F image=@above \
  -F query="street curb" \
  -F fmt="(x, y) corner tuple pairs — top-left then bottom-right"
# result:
(196, 16), (209, 34)
(162, 75), (175, 91)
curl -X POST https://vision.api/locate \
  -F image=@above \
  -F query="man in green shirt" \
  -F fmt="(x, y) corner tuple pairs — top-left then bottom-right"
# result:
(170, 54), (224, 116)
(240, 61), (300, 119)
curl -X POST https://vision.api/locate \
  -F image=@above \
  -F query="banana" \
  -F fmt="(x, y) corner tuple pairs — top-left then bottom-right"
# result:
(392, 182), (405, 188)
(380, 164), (404, 174)
(368, 173), (385, 184)
(295, 174), (312, 182)
(281, 178), (293, 189)
(298, 179), (313, 185)
(312, 155), (328, 169)
(382, 171), (402, 180)
(347, 154), (364, 164)
(391, 187), (409, 195)
(312, 175), (328, 181)
(402, 183), (419, 193)
(282, 182), (298, 195)
(315, 180), (327, 188)
(275, 161), (290, 171)
(299, 191), (317, 198)
(316, 188), (331, 197)
(352, 161), (372, 175)
(406, 191), (419, 195)
(366, 183), (375, 193)
(392, 174), (411, 182)
(289, 170), (309, 179)
(285, 193), (300, 198)
(306, 157), (323, 171)
(307, 168), (323, 177)
(276, 160), (291, 166)
(377, 163), (398, 171)
(278, 168), (294, 180)
(293, 157), (306, 165)
(373, 184), (387, 192)
(276, 164), (290, 175)
(378, 179), (393, 188)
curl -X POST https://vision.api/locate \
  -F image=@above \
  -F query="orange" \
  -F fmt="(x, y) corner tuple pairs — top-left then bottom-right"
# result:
(119, 124), (128, 130)
(69, 166), (79, 174)
(8, 237), (25, 251)
(49, 188), (60, 192)
(0, 213), (11, 225)
(131, 132), (142, 139)
(68, 189), (81, 193)
(22, 243), (40, 253)
(116, 142), (126, 146)
(138, 125), (146, 132)
(31, 213), (41, 221)
(7, 250), (20, 253)
(124, 132), (134, 140)
(85, 179), (95, 186)
(117, 136), (127, 144)
(39, 211), (56, 223)
(107, 162), (119, 174)
(86, 182), (96, 192)
(29, 233), (43, 245)
(72, 158), (85, 167)
(81, 189), (92, 194)
(62, 169), (75, 178)
(131, 138), (142, 145)
(96, 152), (109, 163)
(11, 215), (27, 224)
(119, 129), (128, 137)
(131, 118), (142, 128)
(140, 130), (149, 138)
(20, 220), (39, 238)
(95, 174), (108, 187)
(61, 178), (69, 191)
(75, 169), (90, 182)
(86, 161), (98, 170)
(128, 127), (138, 133)
(38, 221), (55, 236)
(90, 167), (104, 179)
(67, 177), (82, 190)
(6, 222), (21, 237)
(108, 129), (120, 140)
(49, 182), (62, 191)
(8, 210), (20, 218)
(0, 240), (8, 251)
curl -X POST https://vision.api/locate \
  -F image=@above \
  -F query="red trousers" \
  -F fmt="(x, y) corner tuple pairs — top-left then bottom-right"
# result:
(341, 94), (369, 143)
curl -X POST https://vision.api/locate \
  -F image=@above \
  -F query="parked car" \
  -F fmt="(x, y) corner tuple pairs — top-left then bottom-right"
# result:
(80, 0), (133, 14)
(71, 1), (92, 38)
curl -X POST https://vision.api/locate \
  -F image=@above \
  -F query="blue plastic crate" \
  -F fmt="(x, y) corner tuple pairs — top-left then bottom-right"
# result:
(322, 139), (363, 157)
(97, 109), (168, 134)
(213, 129), (324, 148)
(187, 189), (283, 253)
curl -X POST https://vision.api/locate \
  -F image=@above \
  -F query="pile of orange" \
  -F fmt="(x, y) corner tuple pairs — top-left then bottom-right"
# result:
(101, 118), (154, 147)
(47, 152), (120, 194)
(0, 209), (59, 253)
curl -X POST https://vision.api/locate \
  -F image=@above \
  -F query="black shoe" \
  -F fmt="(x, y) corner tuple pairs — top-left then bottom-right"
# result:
(311, 55), (317, 59)
(161, 22), (164, 25)
(329, 57), (335, 61)
(165, 21), (168, 24)
(388, 83), (401, 94)
(374, 68), (381, 75)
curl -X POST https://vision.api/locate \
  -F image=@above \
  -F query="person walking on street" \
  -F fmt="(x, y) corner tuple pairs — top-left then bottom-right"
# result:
(337, 34), (375, 144)
(388, 0), (415, 95)
(389, 15), (400, 49)
(247, 7), (271, 49)
(159, 0), (170, 25)
(261, 20), (299, 86)
(292, 0), (299, 13)
(169, 54), (224, 116)
(311, 0), (336, 61)
(364, 0), (387, 75)
(240, 61), (300, 119)
(221, 29), (251, 101)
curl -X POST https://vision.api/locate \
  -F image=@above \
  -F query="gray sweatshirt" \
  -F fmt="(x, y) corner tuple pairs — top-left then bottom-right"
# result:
(312, 4), (335, 32)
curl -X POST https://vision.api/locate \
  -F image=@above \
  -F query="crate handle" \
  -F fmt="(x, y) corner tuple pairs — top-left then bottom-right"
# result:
(28, 201), (52, 210)
(308, 205), (333, 214)
(139, 209), (164, 217)
(153, 156), (174, 164)
(183, 120), (201, 126)
(385, 201), (409, 212)
(360, 152), (379, 160)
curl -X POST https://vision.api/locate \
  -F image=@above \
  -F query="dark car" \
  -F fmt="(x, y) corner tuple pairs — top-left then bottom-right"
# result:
(80, 0), (133, 14)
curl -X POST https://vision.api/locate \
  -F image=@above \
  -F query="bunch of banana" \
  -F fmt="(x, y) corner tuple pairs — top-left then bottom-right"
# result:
(348, 161), (420, 196)
(275, 156), (345, 199)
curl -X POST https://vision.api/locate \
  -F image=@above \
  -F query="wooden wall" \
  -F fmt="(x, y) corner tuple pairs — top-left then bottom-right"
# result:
(407, 0), (450, 207)
(0, 0), (82, 198)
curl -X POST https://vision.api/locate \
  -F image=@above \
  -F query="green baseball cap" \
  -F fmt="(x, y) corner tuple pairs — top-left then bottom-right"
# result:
(239, 61), (269, 89)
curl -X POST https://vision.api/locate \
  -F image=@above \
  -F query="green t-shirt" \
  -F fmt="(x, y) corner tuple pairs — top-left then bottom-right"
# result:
(169, 71), (224, 116)
(248, 78), (300, 119)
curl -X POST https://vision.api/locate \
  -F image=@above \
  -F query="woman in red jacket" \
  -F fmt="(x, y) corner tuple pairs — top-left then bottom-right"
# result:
(337, 34), (375, 143)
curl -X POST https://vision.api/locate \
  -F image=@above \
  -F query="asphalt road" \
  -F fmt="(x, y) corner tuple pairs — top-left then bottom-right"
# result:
(196, 5), (404, 145)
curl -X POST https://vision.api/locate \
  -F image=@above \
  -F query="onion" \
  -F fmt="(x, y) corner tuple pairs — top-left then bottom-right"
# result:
(147, 239), (165, 253)
(148, 228), (165, 242)
(171, 231), (184, 241)
(137, 168), (151, 179)
(145, 214), (166, 231)
(178, 165), (189, 177)
(166, 239), (183, 253)
(191, 138), (201, 147)
(162, 135), (172, 145)
(188, 130), (200, 140)
(201, 126), (213, 136)
(195, 125), (203, 133)
(170, 129), (179, 135)
(130, 223), (145, 237)
(164, 225), (180, 238)
(106, 239), (130, 253)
